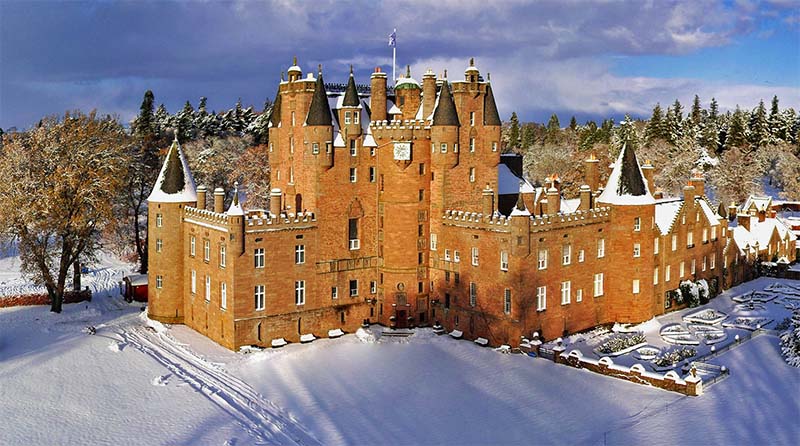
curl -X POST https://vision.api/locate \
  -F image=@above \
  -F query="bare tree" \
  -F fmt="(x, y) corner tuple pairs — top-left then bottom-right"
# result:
(0, 112), (130, 312)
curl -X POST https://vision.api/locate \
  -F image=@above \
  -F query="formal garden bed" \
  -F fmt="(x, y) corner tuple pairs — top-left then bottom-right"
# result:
(683, 308), (727, 325)
(660, 324), (700, 345)
(651, 347), (697, 371)
(594, 333), (647, 356)
(722, 316), (774, 331)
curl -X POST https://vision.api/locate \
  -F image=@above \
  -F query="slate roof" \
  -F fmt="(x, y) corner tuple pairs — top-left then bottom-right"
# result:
(306, 73), (332, 126)
(483, 84), (501, 126)
(432, 82), (460, 126)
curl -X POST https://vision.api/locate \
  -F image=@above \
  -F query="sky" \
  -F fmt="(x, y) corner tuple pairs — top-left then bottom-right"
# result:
(1, 0), (799, 130)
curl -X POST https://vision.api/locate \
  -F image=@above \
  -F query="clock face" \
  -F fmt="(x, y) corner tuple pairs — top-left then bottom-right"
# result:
(393, 142), (411, 160)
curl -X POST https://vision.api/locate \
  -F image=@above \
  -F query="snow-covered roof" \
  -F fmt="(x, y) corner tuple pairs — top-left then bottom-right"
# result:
(732, 216), (793, 253)
(697, 198), (721, 226)
(597, 144), (655, 206)
(742, 196), (772, 213)
(394, 76), (420, 89)
(497, 163), (535, 195)
(654, 199), (683, 235)
(560, 198), (580, 214)
(147, 137), (197, 203)
(227, 183), (244, 216)
(125, 274), (148, 287)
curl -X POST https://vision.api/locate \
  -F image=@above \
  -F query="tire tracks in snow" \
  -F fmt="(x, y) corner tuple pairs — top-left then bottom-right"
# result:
(121, 326), (321, 446)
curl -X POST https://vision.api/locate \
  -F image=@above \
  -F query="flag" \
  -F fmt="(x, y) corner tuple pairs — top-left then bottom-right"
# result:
(388, 29), (396, 47)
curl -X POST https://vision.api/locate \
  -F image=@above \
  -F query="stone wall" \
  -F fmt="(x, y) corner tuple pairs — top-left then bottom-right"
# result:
(0, 289), (92, 308)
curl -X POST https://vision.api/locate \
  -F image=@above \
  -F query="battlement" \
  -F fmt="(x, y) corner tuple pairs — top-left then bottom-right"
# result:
(244, 209), (317, 232)
(441, 207), (611, 232)
(370, 119), (432, 130)
(184, 206), (232, 230)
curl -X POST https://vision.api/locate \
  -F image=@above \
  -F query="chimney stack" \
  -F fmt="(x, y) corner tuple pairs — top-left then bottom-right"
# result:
(422, 69), (437, 120)
(547, 186), (560, 215)
(196, 185), (207, 210)
(270, 188), (282, 218)
(728, 202), (738, 222)
(689, 171), (705, 197)
(738, 213), (751, 231)
(213, 187), (225, 213)
(585, 154), (600, 192)
(370, 67), (387, 122)
(579, 185), (592, 211)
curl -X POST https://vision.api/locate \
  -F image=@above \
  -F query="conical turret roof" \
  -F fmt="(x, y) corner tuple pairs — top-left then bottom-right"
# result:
(483, 83), (501, 126)
(432, 82), (459, 126)
(306, 71), (332, 126)
(148, 134), (197, 203)
(342, 68), (360, 107)
(597, 143), (654, 206)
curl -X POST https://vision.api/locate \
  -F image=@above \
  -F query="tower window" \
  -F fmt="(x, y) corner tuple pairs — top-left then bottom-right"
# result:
(345, 111), (351, 125)
(470, 111), (475, 126)
(190, 236), (195, 257)
(469, 167), (476, 183)
(350, 167), (357, 183)
(156, 214), (163, 227)
(350, 279), (358, 297)
(312, 143), (319, 154)
(220, 282), (227, 310)
(469, 138), (475, 152)
(350, 139), (357, 156)
(254, 248), (265, 268)
(254, 285), (265, 310)
(295, 280), (306, 305)
(295, 244), (305, 264)
(349, 218), (359, 250)
(369, 167), (376, 182)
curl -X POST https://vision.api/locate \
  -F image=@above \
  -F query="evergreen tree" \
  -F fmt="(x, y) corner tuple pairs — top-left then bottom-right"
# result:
(617, 115), (639, 150)
(690, 95), (702, 126)
(780, 108), (797, 144)
(132, 90), (155, 137)
(646, 103), (665, 143)
(748, 100), (770, 150)
(520, 124), (536, 149)
(545, 113), (560, 144)
(665, 105), (682, 145)
(176, 101), (196, 141)
(154, 104), (170, 136)
(725, 106), (748, 150)
(569, 116), (578, 131)
(768, 95), (781, 142)
(700, 98), (720, 153)
(507, 112), (520, 149)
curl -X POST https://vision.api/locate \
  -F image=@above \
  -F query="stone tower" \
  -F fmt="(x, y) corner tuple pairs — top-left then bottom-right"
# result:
(147, 134), (197, 323)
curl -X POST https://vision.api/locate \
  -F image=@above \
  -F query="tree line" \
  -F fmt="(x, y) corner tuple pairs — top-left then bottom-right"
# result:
(503, 95), (800, 207)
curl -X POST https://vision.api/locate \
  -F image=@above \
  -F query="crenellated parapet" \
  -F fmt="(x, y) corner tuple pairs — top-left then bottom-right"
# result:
(184, 206), (232, 230)
(244, 209), (317, 233)
(441, 207), (611, 232)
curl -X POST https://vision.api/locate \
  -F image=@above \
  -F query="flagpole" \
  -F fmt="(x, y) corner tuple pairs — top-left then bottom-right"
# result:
(392, 46), (396, 84)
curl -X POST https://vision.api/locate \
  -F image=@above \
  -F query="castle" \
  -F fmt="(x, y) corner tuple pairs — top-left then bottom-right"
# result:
(147, 58), (796, 350)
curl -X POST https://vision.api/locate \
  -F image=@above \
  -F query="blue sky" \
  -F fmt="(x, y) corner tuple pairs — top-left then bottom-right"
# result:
(1, 0), (798, 130)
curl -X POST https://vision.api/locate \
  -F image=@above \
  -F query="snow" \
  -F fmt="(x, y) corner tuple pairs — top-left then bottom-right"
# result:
(497, 163), (535, 195)
(655, 198), (683, 235)
(596, 145), (655, 206)
(147, 138), (198, 204)
(2, 251), (799, 445)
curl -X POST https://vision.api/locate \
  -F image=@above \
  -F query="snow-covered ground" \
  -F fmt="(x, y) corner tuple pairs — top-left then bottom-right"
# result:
(1, 253), (799, 445)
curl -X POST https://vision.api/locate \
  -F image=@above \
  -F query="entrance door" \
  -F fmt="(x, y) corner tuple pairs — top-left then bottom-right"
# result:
(396, 310), (407, 328)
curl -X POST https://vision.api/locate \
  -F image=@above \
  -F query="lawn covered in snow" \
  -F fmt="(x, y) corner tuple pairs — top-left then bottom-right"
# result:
(1, 254), (798, 445)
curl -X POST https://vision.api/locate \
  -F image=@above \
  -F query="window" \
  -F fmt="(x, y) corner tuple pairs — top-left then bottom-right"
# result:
(290, 137), (294, 154)
(204, 240), (210, 262)
(633, 243), (641, 258)
(219, 244), (226, 267)
(454, 272), (460, 284)
(440, 143), (447, 153)
(156, 275), (163, 289)
(634, 217), (641, 231)
(295, 280), (306, 305)
(419, 163), (425, 175)
(702, 256), (707, 271)
(500, 251), (509, 271)
(711, 226), (717, 240)
(561, 281), (571, 305)
(349, 167), (357, 183)
(576, 289), (583, 302)
(444, 249), (451, 261)
(312, 142), (319, 154)
(492, 141), (498, 152)
(220, 282), (227, 310)
(681, 214), (686, 225)
(326, 142), (332, 154)
(653, 267), (659, 285)
(156, 239), (163, 253)
(454, 143), (459, 153)
(469, 282), (477, 307)
(350, 139), (357, 156)
(504, 289), (511, 314)
(578, 250), (585, 263)
(597, 239), (605, 258)
(687, 231), (694, 248)
(190, 236), (196, 257)
(454, 250), (460, 263)
(671, 235), (677, 251)
(205, 275), (211, 302)
(269, 142), (274, 153)
(419, 190), (424, 201)
(471, 247), (479, 266)
(691, 259), (696, 275)
(703, 228), (708, 243)
(370, 281), (377, 294)
(348, 218), (359, 250)
(537, 286), (547, 311)
(469, 138), (475, 152)
(710, 254), (716, 269)
(345, 111), (351, 125)
(538, 249), (548, 270)
(632, 279), (640, 294)
(665, 265), (671, 282)
(254, 248), (265, 268)
(369, 167), (376, 182)
(349, 279), (358, 297)
(696, 211), (700, 222)
(354, 111), (359, 124)
(331, 287), (338, 299)
(430, 234), (438, 250)
(469, 167), (476, 182)
(156, 213), (163, 227)
(680, 261), (685, 278)
(254, 285), (265, 310)
(289, 166), (294, 183)
(654, 238), (659, 255)
(291, 111), (296, 126)
(295, 245), (305, 264)
(191, 270), (196, 294)
(593, 273), (604, 297)
(470, 111), (475, 126)
(370, 147), (375, 157)
(562, 244), (571, 265)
